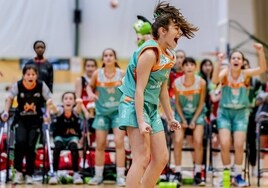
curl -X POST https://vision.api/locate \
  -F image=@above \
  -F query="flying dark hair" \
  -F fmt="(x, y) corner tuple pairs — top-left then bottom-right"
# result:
(152, 1), (198, 39)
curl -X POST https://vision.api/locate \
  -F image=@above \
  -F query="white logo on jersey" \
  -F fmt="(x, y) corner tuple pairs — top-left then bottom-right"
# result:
(98, 118), (105, 127)
(107, 87), (115, 94)
(121, 109), (127, 119)
(183, 103), (195, 113)
(150, 81), (162, 89)
(109, 97), (115, 102)
(34, 92), (41, 97)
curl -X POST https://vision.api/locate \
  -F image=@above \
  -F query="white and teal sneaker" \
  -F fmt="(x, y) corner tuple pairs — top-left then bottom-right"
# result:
(116, 176), (126, 187)
(88, 175), (103, 185)
(13, 172), (24, 185)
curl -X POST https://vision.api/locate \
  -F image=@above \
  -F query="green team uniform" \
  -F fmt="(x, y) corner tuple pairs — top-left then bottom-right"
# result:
(92, 68), (123, 130)
(217, 71), (250, 132)
(174, 75), (206, 125)
(119, 40), (175, 134)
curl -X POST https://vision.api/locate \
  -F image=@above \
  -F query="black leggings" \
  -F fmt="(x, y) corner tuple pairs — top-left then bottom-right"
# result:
(247, 112), (257, 166)
(14, 122), (40, 175)
(53, 140), (79, 172)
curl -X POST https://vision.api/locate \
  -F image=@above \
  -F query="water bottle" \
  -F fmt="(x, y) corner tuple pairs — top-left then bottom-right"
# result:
(223, 168), (230, 188)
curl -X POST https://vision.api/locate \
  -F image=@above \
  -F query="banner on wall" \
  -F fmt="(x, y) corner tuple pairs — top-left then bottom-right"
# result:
(19, 58), (70, 70)
(70, 57), (82, 73)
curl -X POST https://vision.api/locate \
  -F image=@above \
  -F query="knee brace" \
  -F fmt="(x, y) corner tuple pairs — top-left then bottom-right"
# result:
(68, 142), (78, 151)
(54, 141), (65, 150)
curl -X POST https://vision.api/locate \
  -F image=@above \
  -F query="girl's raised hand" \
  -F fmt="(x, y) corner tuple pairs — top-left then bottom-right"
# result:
(217, 53), (225, 63)
(76, 98), (83, 104)
(254, 43), (263, 52)
(46, 98), (53, 106)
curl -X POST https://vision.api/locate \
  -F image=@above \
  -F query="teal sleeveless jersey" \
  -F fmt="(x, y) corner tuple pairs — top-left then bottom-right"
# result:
(174, 75), (205, 118)
(119, 40), (175, 105)
(220, 71), (249, 109)
(95, 68), (123, 115)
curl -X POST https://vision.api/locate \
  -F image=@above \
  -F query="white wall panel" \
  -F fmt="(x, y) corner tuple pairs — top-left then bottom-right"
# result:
(0, 0), (74, 58)
(0, 0), (255, 60)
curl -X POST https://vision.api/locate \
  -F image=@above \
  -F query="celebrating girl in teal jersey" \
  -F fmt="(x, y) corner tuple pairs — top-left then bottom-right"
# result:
(212, 43), (267, 187)
(87, 48), (126, 186)
(119, 2), (198, 187)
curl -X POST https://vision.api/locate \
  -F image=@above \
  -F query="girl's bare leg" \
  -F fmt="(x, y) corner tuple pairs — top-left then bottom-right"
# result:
(141, 131), (169, 188)
(126, 127), (150, 188)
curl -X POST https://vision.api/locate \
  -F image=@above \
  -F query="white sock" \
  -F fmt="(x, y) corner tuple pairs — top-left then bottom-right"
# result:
(116, 167), (125, 178)
(16, 171), (23, 175)
(212, 155), (220, 167)
(195, 164), (202, 174)
(95, 166), (104, 177)
(260, 159), (263, 169)
(224, 164), (232, 170)
(234, 164), (243, 176)
(79, 159), (83, 166)
(174, 166), (181, 173)
(80, 158), (89, 168)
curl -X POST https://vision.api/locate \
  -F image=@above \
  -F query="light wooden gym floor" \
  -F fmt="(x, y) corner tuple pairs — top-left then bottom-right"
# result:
(1, 137), (267, 187)
(0, 176), (267, 188)
(0, 173), (268, 188)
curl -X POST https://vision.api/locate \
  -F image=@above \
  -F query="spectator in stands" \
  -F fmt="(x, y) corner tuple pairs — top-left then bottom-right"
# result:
(75, 58), (98, 168)
(168, 50), (185, 99)
(1, 64), (52, 185)
(46, 92), (83, 185)
(212, 43), (266, 187)
(173, 57), (206, 186)
(199, 58), (214, 120)
(87, 48), (126, 186)
(26, 40), (53, 93)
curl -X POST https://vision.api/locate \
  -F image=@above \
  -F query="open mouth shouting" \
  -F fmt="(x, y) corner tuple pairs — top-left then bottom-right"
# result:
(65, 104), (72, 108)
(233, 63), (239, 67)
(174, 37), (179, 44)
